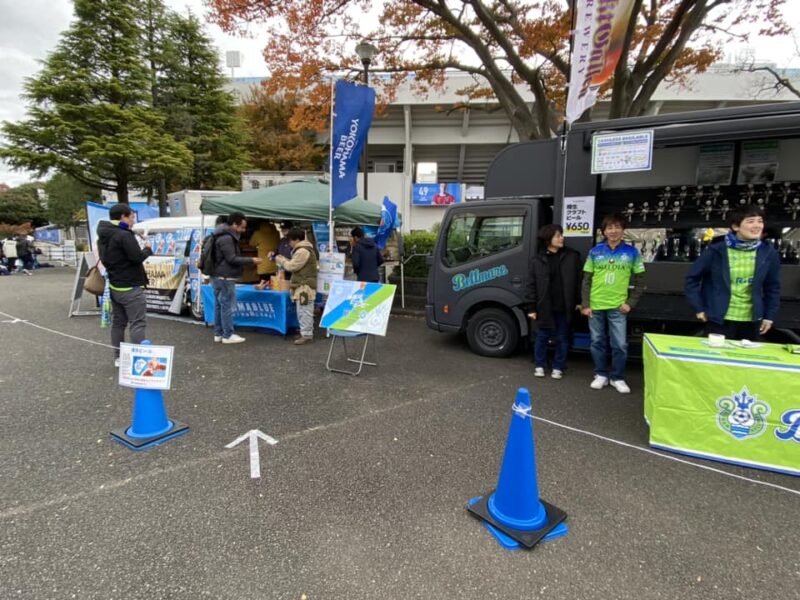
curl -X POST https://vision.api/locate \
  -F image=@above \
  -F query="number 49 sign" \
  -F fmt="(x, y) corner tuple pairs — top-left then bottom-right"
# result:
(562, 196), (595, 238)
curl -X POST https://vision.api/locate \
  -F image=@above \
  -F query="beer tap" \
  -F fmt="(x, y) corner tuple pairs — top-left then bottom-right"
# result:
(660, 186), (672, 205)
(763, 182), (773, 206)
(624, 202), (636, 223)
(718, 198), (730, 221)
(670, 200), (681, 221)
(678, 185), (689, 206)
(744, 183), (756, 203)
(701, 199), (714, 221)
(710, 184), (722, 206)
(781, 182), (792, 205)
(694, 185), (705, 209)
(754, 197), (766, 211)
(640, 202), (650, 223)
(787, 197), (800, 220)
(655, 200), (666, 222)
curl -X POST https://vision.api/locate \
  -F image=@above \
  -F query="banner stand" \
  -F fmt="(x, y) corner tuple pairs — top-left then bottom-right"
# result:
(68, 253), (101, 318)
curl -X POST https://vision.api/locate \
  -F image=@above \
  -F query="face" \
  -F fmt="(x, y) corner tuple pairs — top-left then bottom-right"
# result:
(289, 238), (300, 249)
(232, 219), (247, 234)
(603, 221), (624, 244)
(281, 228), (289, 237)
(549, 230), (564, 248)
(120, 212), (136, 226)
(732, 215), (764, 241)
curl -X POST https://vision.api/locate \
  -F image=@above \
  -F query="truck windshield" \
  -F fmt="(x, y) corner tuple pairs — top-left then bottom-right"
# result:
(444, 214), (524, 267)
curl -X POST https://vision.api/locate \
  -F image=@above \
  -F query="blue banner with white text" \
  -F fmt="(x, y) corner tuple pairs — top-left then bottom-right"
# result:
(330, 79), (376, 208)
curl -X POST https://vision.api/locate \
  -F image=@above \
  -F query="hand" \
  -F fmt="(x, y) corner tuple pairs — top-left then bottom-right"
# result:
(581, 307), (593, 318)
(252, 257), (263, 265)
(575, 304), (582, 312)
(759, 319), (772, 334)
(527, 312), (537, 320)
(144, 242), (153, 250)
(268, 252), (276, 261)
(619, 303), (631, 314)
(696, 312), (707, 322)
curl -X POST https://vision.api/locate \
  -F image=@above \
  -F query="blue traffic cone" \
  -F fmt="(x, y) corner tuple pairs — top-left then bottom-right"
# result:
(467, 388), (568, 550)
(110, 341), (188, 451)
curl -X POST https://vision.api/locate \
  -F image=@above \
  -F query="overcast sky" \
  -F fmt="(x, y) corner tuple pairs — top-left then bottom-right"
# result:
(1, 0), (798, 187)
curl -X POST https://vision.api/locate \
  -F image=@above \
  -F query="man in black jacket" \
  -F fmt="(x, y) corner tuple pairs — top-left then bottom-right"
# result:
(526, 224), (582, 379)
(350, 227), (384, 283)
(97, 204), (153, 367)
(210, 212), (261, 344)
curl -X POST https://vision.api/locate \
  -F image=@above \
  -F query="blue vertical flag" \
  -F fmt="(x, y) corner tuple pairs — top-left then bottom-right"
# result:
(330, 80), (376, 208)
(375, 196), (398, 250)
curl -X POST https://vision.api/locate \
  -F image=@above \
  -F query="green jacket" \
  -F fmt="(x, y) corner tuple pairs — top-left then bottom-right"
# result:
(278, 240), (317, 290)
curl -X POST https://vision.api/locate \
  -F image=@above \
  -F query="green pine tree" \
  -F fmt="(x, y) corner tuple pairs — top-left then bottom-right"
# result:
(155, 12), (250, 190)
(44, 173), (101, 228)
(0, 185), (47, 227)
(0, 0), (192, 204)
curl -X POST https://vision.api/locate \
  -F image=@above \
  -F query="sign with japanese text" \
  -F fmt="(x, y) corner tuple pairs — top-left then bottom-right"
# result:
(118, 343), (174, 390)
(562, 196), (595, 237)
(591, 130), (654, 174)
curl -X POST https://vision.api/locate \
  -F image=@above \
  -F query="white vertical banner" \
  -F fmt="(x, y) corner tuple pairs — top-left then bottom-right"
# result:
(566, 0), (637, 124)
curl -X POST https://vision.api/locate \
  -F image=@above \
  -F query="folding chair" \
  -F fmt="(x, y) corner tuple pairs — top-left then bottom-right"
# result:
(325, 328), (377, 376)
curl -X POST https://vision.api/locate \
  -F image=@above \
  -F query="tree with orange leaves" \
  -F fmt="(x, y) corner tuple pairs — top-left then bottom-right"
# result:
(209, 0), (790, 140)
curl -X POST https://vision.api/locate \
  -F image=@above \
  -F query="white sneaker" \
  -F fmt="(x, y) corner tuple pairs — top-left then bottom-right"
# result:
(610, 379), (631, 394)
(551, 369), (563, 380)
(222, 334), (246, 344)
(590, 375), (609, 390)
(114, 358), (120, 368)
(214, 335), (222, 343)
(534, 367), (545, 377)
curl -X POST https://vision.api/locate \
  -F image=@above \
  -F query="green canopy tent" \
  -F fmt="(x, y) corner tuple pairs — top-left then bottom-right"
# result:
(199, 178), (390, 226)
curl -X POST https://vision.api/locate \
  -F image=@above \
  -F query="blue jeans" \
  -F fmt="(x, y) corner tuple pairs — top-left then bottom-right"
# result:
(212, 278), (237, 338)
(589, 309), (628, 381)
(534, 311), (569, 371)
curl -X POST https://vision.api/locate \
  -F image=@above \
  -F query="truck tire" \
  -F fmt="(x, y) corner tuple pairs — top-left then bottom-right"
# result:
(466, 307), (519, 357)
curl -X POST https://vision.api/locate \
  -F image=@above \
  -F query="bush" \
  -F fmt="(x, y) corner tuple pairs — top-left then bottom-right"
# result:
(402, 229), (437, 278)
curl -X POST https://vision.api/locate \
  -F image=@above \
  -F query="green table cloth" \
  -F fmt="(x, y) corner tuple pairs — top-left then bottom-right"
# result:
(643, 333), (800, 476)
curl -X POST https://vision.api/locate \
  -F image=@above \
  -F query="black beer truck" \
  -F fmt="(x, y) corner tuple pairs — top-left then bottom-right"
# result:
(426, 102), (800, 357)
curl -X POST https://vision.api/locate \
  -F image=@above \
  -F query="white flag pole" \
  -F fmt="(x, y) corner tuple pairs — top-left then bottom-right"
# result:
(328, 78), (336, 248)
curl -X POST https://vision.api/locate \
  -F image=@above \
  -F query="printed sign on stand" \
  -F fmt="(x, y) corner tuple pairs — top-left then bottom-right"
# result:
(320, 280), (397, 336)
(317, 252), (346, 295)
(562, 196), (595, 237)
(118, 342), (174, 390)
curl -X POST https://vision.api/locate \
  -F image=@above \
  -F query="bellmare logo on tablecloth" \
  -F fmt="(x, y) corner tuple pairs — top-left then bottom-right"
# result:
(716, 387), (770, 440)
(775, 409), (800, 443)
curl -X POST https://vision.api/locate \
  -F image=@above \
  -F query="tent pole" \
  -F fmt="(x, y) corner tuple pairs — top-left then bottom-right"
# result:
(328, 78), (335, 248)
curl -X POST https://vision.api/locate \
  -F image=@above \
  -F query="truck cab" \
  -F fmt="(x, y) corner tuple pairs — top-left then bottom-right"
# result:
(426, 197), (548, 357)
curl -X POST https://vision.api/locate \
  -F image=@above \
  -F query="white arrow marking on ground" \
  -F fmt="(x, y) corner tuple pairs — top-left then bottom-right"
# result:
(225, 430), (278, 479)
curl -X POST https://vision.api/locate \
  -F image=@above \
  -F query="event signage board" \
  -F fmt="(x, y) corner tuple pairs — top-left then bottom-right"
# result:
(643, 334), (800, 476)
(144, 256), (187, 314)
(85, 202), (110, 253)
(562, 196), (595, 237)
(317, 252), (346, 295)
(412, 183), (461, 206)
(320, 280), (397, 336)
(200, 284), (299, 335)
(591, 130), (654, 174)
(312, 222), (332, 253)
(118, 342), (174, 390)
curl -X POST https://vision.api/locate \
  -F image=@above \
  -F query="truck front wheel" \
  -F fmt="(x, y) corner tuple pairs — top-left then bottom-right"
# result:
(466, 308), (519, 357)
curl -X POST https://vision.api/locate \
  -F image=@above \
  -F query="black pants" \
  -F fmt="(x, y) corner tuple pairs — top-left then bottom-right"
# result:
(705, 320), (760, 341)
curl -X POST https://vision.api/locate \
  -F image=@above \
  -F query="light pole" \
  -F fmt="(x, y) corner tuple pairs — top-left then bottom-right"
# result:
(355, 41), (378, 202)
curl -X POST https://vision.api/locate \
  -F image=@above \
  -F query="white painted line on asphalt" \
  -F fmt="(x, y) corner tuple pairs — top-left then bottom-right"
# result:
(0, 310), (116, 349)
(225, 430), (279, 479)
(533, 415), (800, 498)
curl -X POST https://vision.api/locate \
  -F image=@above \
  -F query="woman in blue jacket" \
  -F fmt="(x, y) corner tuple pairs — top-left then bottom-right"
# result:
(685, 205), (780, 341)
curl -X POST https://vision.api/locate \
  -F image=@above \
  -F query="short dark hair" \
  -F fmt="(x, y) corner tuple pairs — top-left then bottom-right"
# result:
(287, 227), (305, 242)
(730, 205), (765, 228)
(228, 212), (246, 226)
(214, 215), (227, 226)
(109, 204), (133, 220)
(601, 213), (626, 232)
(350, 227), (364, 239)
(537, 224), (563, 246)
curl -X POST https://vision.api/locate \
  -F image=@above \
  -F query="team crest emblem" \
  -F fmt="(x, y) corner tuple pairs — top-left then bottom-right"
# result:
(716, 387), (770, 440)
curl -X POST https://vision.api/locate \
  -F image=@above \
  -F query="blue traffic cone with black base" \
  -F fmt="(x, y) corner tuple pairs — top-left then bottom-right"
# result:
(110, 341), (188, 450)
(467, 387), (568, 550)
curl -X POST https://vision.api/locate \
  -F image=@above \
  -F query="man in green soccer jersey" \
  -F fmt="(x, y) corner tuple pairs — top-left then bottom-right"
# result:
(581, 213), (646, 394)
(685, 205), (781, 341)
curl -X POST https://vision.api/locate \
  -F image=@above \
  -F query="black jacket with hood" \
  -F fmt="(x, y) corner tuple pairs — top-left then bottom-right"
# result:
(351, 237), (384, 283)
(97, 220), (152, 288)
(525, 246), (582, 329)
(212, 224), (253, 279)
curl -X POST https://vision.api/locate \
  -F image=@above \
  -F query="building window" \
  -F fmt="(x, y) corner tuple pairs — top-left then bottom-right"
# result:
(374, 162), (397, 173)
(251, 180), (260, 190)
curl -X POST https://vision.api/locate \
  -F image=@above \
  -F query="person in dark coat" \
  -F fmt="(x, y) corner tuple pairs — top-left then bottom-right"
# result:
(350, 226), (384, 283)
(97, 203), (153, 366)
(525, 224), (582, 379)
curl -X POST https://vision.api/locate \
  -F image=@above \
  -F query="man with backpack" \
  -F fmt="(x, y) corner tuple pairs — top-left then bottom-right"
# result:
(207, 212), (262, 344)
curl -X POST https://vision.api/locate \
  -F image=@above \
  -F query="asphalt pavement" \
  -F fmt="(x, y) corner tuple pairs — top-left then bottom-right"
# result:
(1, 268), (798, 600)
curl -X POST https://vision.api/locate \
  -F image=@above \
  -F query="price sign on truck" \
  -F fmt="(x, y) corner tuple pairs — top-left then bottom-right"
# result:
(562, 196), (595, 237)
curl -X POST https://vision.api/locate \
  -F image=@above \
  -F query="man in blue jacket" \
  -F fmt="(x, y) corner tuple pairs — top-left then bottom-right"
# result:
(350, 227), (384, 283)
(685, 205), (780, 341)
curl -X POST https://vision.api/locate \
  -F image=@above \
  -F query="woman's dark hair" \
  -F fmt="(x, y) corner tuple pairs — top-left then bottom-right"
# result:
(287, 227), (305, 242)
(537, 223), (563, 246)
(350, 227), (364, 239)
(729, 205), (765, 228)
(601, 213), (626, 232)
